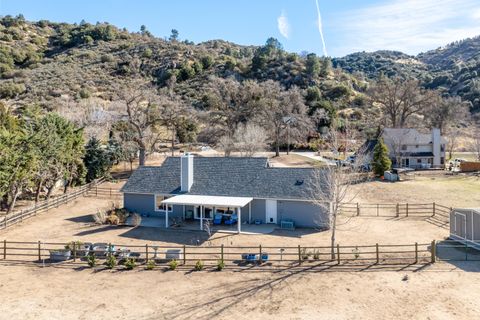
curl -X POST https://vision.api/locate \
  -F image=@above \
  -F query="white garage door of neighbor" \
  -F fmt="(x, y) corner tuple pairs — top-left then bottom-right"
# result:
(265, 200), (277, 224)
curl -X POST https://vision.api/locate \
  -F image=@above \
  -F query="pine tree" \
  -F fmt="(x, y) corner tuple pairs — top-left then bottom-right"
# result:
(372, 138), (391, 176)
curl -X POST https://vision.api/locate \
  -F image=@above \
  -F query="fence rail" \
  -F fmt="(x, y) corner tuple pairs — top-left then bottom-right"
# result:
(0, 179), (104, 230)
(339, 202), (452, 220)
(0, 240), (438, 269)
(85, 186), (123, 199)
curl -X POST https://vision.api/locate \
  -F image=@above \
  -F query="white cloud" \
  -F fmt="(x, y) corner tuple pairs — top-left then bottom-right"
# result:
(333, 0), (480, 56)
(277, 10), (291, 39)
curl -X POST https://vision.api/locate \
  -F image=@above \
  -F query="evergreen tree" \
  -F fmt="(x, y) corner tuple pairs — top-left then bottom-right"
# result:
(372, 138), (391, 176)
(83, 137), (111, 183)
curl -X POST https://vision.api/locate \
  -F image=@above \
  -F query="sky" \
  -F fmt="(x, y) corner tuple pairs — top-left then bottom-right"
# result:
(1, 0), (480, 57)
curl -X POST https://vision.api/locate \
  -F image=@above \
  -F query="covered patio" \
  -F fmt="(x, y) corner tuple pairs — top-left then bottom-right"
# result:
(162, 194), (254, 233)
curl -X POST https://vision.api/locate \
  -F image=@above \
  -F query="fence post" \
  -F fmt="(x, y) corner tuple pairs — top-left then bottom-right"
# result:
(298, 245), (301, 264)
(432, 202), (436, 217)
(183, 245), (186, 265)
(73, 243), (77, 262)
(337, 244), (341, 264)
(356, 203), (360, 216)
(376, 243), (379, 264)
(415, 242), (418, 264)
(465, 242), (468, 261)
(96, 186), (98, 197)
(396, 203), (399, 217)
(3, 240), (6, 259)
(406, 203), (409, 217)
(377, 204), (379, 217)
(431, 240), (436, 263)
(220, 244), (224, 263)
(259, 245), (262, 263)
(110, 188), (112, 198)
(145, 244), (149, 263)
(38, 241), (41, 261)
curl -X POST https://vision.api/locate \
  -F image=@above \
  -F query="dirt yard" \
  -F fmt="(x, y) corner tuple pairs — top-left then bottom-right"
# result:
(0, 171), (478, 319)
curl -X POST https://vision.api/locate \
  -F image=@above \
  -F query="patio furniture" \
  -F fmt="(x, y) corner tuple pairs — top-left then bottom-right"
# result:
(166, 249), (182, 260)
(242, 253), (258, 263)
(254, 219), (262, 225)
(280, 219), (295, 230)
(116, 248), (131, 259)
(224, 213), (238, 225)
(213, 213), (223, 225)
(92, 243), (115, 257)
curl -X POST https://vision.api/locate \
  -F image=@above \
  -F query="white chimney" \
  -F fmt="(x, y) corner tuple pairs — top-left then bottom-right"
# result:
(180, 153), (194, 192)
(432, 128), (441, 166)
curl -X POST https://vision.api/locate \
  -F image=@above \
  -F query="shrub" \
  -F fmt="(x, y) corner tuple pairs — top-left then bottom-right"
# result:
(65, 240), (83, 251)
(105, 255), (117, 269)
(100, 54), (114, 63)
(301, 248), (310, 260)
(194, 260), (204, 271)
(87, 254), (97, 268)
(92, 209), (107, 224)
(142, 48), (153, 58)
(130, 213), (142, 227)
(313, 250), (320, 260)
(216, 260), (225, 271)
(145, 260), (155, 270)
(169, 259), (178, 270)
(124, 258), (136, 270)
(78, 88), (90, 99)
(106, 214), (120, 225)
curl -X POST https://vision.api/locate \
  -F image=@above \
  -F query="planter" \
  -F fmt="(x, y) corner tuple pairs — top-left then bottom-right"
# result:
(49, 250), (71, 261)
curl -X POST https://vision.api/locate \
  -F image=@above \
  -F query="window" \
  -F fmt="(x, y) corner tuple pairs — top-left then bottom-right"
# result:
(417, 159), (422, 164)
(155, 195), (172, 212)
(415, 145), (419, 148)
(441, 144), (445, 152)
(401, 145), (407, 151)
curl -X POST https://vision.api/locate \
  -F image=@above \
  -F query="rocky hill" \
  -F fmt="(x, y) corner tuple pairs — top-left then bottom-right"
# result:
(333, 37), (480, 113)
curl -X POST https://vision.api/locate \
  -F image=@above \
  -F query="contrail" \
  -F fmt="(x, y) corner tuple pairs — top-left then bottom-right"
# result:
(314, 0), (328, 56)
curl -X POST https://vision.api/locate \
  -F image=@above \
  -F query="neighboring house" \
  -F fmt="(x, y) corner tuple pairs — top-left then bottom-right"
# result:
(360, 128), (446, 169)
(450, 208), (480, 249)
(121, 154), (329, 232)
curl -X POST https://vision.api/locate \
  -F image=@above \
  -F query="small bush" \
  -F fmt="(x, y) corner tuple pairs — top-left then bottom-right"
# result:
(106, 214), (120, 225)
(65, 240), (83, 251)
(145, 260), (155, 270)
(124, 258), (136, 270)
(87, 254), (97, 268)
(313, 250), (320, 260)
(131, 213), (142, 227)
(216, 260), (225, 271)
(169, 259), (178, 270)
(301, 248), (310, 260)
(92, 210), (107, 224)
(194, 260), (204, 271)
(105, 255), (117, 269)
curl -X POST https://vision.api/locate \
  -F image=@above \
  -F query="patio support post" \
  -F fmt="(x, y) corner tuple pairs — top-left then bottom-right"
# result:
(183, 205), (185, 220)
(237, 208), (242, 233)
(165, 210), (169, 228)
(200, 205), (203, 231)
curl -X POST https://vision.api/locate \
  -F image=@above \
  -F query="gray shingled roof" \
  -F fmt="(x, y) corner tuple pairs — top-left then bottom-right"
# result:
(121, 157), (319, 200)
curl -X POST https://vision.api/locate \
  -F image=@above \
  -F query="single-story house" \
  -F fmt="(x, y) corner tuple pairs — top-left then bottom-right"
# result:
(450, 208), (480, 249)
(121, 154), (329, 232)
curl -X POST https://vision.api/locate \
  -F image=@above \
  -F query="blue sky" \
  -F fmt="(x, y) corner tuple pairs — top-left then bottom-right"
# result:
(1, 0), (480, 57)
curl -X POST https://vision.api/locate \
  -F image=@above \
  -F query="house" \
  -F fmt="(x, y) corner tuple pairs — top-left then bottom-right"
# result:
(120, 154), (329, 232)
(450, 208), (480, 249)
(382, 128), (446, 169)
(360, 128), (446, 169)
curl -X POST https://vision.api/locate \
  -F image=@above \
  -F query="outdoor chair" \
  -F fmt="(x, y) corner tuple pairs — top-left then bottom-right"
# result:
(213, 213), (223, 225)
(224, 213), (238, 225)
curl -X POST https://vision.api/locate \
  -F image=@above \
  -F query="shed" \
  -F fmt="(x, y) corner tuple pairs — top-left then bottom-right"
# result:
(450, 208), (480, 249)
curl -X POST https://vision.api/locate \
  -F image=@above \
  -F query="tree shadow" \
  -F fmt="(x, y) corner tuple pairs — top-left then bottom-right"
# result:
(118, 227), (211, 245)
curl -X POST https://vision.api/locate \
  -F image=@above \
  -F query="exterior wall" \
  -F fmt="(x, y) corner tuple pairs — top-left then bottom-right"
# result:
(123, 193), (183, 218)
(248, 199), (266, 223)
(124, 193), (328, 229)
(450, 209), (480, 246)
(277, 200), (329, 228)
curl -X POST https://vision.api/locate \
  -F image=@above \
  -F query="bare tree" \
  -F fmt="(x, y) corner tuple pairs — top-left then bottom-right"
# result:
(115, 83), (163, 166)
(257, 81), (312, 156)
(424, 96), (468, 134)
(473, 128), (480, 161)
(158, 94), (192, 156)
(445, 128), (461, 161)
(233, 122), (268, 157)
(308, 123), (367, 259)
(369, 77), (437, 128)
(216, 135), (235, 157)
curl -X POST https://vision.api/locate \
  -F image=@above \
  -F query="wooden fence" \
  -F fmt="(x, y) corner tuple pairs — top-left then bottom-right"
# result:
(0, 179), (104, 230)
(85, 186), (123, 199)
(0, 240), (436, 268)
(339, 202), (451, 219)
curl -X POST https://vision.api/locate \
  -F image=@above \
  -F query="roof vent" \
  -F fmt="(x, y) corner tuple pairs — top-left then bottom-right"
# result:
(295, 180), (304, 186)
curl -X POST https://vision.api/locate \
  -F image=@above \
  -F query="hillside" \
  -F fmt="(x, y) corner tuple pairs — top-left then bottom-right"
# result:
(333, 37), (480, 113)
(0, 16), (366, 123)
